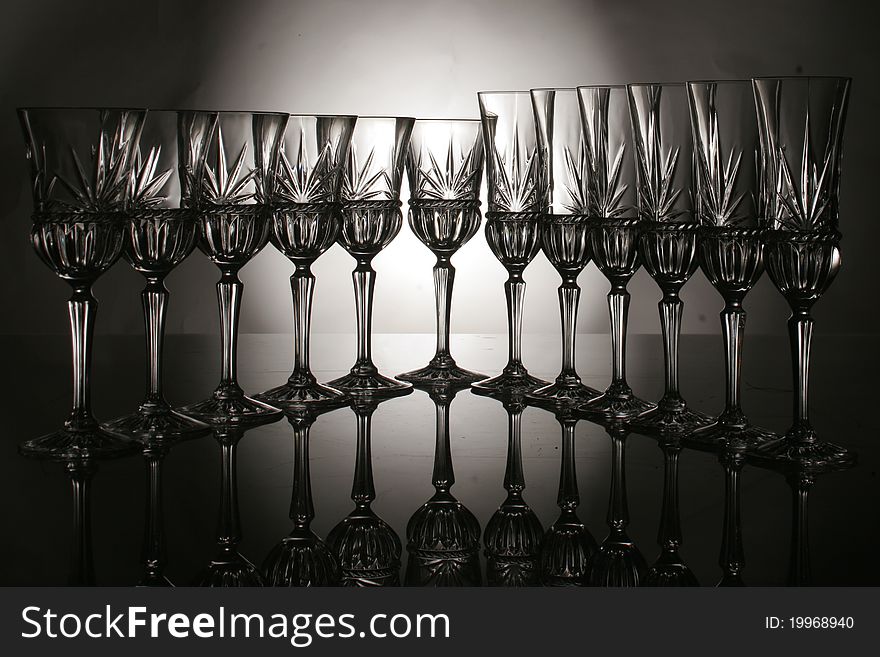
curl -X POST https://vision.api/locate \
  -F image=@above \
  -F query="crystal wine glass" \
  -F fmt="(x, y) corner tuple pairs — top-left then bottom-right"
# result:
(263, 409), (341, 586)
(256, 114), (357, 409)
(18, 107), (146, 459)
(104, 110), (213, 441)
(626, 83), (712, 435)
(327, 116), (415, 398)
(397, 119), (487, 385)
(405, 382), (481, 586)
(327, 397), (402, 586)
(752, 76), (855, 468)
(472, 91), (549, 396)
(576, 85), (656, 420)
(179, 111), (288, 426)
(686, 80), (777, 449)
(527, 88), (601, 407)
(483, 393), (544, 586)
(539, 406), (597, 586)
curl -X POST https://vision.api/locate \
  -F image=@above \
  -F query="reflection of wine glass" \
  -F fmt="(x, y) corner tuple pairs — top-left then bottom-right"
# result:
(179, 111), (288, 426)
(527, 89), (601, 407)
(751, 77), (855, 469)
(195, 427), (265, 587)
(483, 393), (544, 586)
(577, 86), (655, 420)
(327, 398), (402, 586)
(642, 436), (698, 586)
(539, 407), (597, 586)
(138, 441), (175, 586)
(18, 107), (146, 459)
(405, 383), (481, 586)
(686, 80), (777, 449)
(263, 410), (340, 586)
(589, 423), (647, 586)
(104, 110), (212, 441)
(328, 117), (415, 398)
(61, 458), (97, 585)
(473, 91), (548, 396)
(626, 84), (712, 435)
(257, 114), (357, 409)
(397, 119), (487, 385)
(717, 448), (747, 586)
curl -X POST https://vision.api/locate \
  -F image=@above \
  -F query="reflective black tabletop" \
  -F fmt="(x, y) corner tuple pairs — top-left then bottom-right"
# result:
(1, 333), (876, 585)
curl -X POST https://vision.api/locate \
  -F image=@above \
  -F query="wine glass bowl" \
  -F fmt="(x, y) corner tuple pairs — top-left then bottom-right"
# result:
(30, 217), (124, 282)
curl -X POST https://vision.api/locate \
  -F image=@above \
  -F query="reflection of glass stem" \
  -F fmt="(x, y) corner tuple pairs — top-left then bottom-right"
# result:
(66, 459), (96, 585)
(607, 430), (630, 538)
(217, 268), (243, 395)
(432, 256), (454, 365)
(289, 264), (316, 386)
(217, 433), (242, 549)
(67, 284), (98, 432)
(557, 415), (579, 515)
(352, 405), (376, 510)
(289, 415), (315, 532)
(432, 397), (454, 493)
(787, 471), (813, 586)
(352, 258), (377, 375)
(718, 450), (745, 586)
(141, 277), (169, 408)
(502, 270), (527, 376)
(558, 279), (580, 381)
(788, 308), (814, 441)
(658, 291), (683, 406)
(141, 446), (169, 585)
(608, 283), (631, 391)
(656, 439), (682, 555)
(503, 402), (525, 500)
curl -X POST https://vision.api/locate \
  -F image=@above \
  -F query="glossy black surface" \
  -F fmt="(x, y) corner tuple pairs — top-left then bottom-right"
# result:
(0, 333), (875, 585)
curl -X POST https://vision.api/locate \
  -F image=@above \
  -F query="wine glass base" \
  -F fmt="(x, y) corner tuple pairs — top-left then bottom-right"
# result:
(471, 370), (549, 396)
(179, 391), (283, 426)
(397, 362), (487, 385)
(19, 425), (139, 461)
(327, 370), (413, 399)
(748, 435), (857, 469)
(103, 405), (210, 443)
(686, 421), (778, 452)
(580, 390), (656, 421)
(195, 551), (265, 587)
(255, 380), (350, 410)
(627, 403), (713, 436)
(526, 380), (601, 408)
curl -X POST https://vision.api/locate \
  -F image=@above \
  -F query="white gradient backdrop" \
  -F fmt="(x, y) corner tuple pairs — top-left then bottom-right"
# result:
(0, 0), (876, 338)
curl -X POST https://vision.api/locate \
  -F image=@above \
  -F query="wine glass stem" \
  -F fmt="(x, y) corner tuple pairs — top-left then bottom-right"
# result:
(142, 277), (169, 405)
(68, 283), (97, 430)
(558, 280), (580, 378)
(291, 264), (316, 381)
(66, 460), (95, 585)
(432, 400), (454, 492)
(789, 308), (814, 438)
(608, 431), (629, 531)
(557, 418), (579, 511)
(433, 256), (454, 360)
(218, 438), (241, 547)
(719, 452), (745, 580)
(787, 471), (813, 586)
(659, 292), (683, 401)
(504, 407), (525, 495)
(608, 285), (630, 387)
(504, 271), (526, 371)
(142, 448), (168, 580)
(290, 419), (314, 531)
(218, 269), (243, 390)
(353, 259), (376, 372)
(721, 301), (745, 420)
(352, 408), (376, 507)
(657, 441), (682, 551)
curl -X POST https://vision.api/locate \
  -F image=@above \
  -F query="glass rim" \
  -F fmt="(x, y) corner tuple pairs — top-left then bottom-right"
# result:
(626, 81), (686, 88)
(352, 115), (416, 121)
(182, 109), (290, 117)
(285, 113), (359, 119)
(686, 79), (753, 85)
(413, 117), (481, 122)
(477, 90), (530, 96)
(576, 84), (627, 90)
(17, 106), (147, 112)
(530, 87), (578, 92)
(751, 75), (852, 82)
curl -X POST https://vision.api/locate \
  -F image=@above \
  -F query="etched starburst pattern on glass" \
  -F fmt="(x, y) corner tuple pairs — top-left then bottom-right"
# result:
(409, 121), (483, 201)
(627, 84), (694, 223)
(753, 77), (850, 231)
